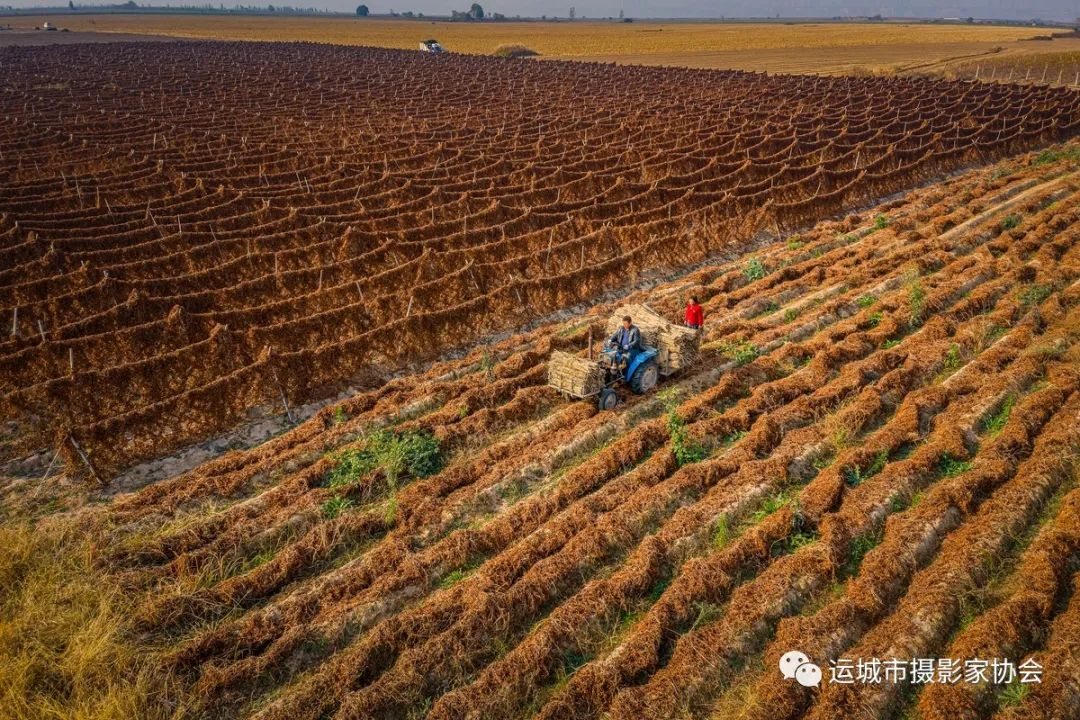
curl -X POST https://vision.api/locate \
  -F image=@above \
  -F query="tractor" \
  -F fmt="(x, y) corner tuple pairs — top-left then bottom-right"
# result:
(593, 344), (661, 410)
(547, 305), (699, 411)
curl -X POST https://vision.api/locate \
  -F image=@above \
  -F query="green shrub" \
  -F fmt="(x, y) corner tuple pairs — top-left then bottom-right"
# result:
(908, 280), (927, 327)
(998, 680), (1031, 707)
(944, 343), (962, 371)
(743, 258), (767, 282)
(1019, 284), (1052, 308)
(842, 450), (887, 486)
(322, 496), (354, 519)
(440, 566), (474, 589)
(786, 238), (804, 251)
(325, 429), (442, 489)
(857, 294), (877, 308)
(847, 529), (881, 572)
(1031, 147), (1080, 167)
(983, 394), (1015, 436)
(667, 409), (707, 467)
(783, 308), (800, 323)
(873, 214), (889, 230)
(868, 311), (883, 328)
(1000, 214), (1021, 230)
(723, 429), (748, 446)
(939, 454), (972, 477)
(717, 339), (759, 366)
(752, 490), (792, 523)
(982, 324), (1006, 346)
(712, 516), (730, 548)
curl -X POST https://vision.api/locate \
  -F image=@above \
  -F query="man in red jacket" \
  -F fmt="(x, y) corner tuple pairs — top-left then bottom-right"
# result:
(685, 295), (704, 330)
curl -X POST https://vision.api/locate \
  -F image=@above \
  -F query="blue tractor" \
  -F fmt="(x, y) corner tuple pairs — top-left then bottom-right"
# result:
(593, 344), (659, 410)
(548, 307), (696, 411)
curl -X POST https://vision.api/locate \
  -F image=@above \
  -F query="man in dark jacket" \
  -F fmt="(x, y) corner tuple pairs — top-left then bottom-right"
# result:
(608, 315), (642, 367)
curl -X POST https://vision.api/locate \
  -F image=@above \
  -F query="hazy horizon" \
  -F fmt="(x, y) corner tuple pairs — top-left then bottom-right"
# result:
(3, 0), (1078, 22)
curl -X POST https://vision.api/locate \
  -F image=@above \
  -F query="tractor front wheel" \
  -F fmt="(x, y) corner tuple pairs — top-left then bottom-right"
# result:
(629, 359), (659, 394)
(598, 388), (619, 411)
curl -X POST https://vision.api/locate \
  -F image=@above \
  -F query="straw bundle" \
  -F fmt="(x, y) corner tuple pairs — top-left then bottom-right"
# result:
(604, 304), (667, 348)
(604, 304), (700, 371)
(548, 350), (605, 396)
(659, 324), (700, 370)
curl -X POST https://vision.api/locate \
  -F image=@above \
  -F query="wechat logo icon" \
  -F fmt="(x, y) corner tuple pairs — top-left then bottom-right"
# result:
(780, 650), (822, 688)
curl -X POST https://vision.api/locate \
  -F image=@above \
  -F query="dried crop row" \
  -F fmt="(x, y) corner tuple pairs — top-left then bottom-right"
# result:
(250, 190), (1080, 719)
(524, 211), (1079, 720)
(993, 572), (1080, 720)
(3, 42), (1078, 477)
(103, 156), (1071, 587)
(116, 165), (1071, 720)
(501, 226), (1075, 720)
(606, 289), (1079, 720)
(145, 231), (946, 708)
(39, 145), (1073, 718)
(805, 378), (1079, 720)
(917, 484), (1080, 719)
(728, 331), (1078, 720)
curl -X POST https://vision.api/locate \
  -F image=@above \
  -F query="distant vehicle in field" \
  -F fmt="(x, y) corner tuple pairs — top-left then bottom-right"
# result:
(419, 39), (445, 53)
(42, 21), (57, 31)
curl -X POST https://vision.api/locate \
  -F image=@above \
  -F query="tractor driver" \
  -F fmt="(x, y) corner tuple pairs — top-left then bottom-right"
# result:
(608, 315), (642, 368)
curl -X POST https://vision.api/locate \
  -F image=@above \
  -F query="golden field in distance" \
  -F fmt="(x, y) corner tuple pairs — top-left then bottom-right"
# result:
(4, 14), (1071, 74)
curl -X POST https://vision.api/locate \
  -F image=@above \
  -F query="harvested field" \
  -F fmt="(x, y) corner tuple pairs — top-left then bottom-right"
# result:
(4, 141), (1079, 720)
(2, 41), (1079, 480)
(5, 16), (1071, 76)
(939, 48), (1080, 88)
(0, 15), (1049, 61)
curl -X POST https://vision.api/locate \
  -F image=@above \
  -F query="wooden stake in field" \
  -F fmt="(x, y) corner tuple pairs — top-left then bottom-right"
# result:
(10, 306), (17, 337)
(545, 228), (554, 272)
(40, 443), (62, 482)
(67, 435), (101, 484)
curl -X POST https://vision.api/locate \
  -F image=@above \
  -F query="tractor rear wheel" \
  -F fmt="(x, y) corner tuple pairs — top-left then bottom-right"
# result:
(598, 388), (619, 411)
(629, 359), (659, 394)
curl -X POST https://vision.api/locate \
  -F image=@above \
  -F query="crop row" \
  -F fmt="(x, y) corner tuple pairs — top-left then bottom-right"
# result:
(61, 146), (1080, 719)
(2, 42), (1078, 478)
